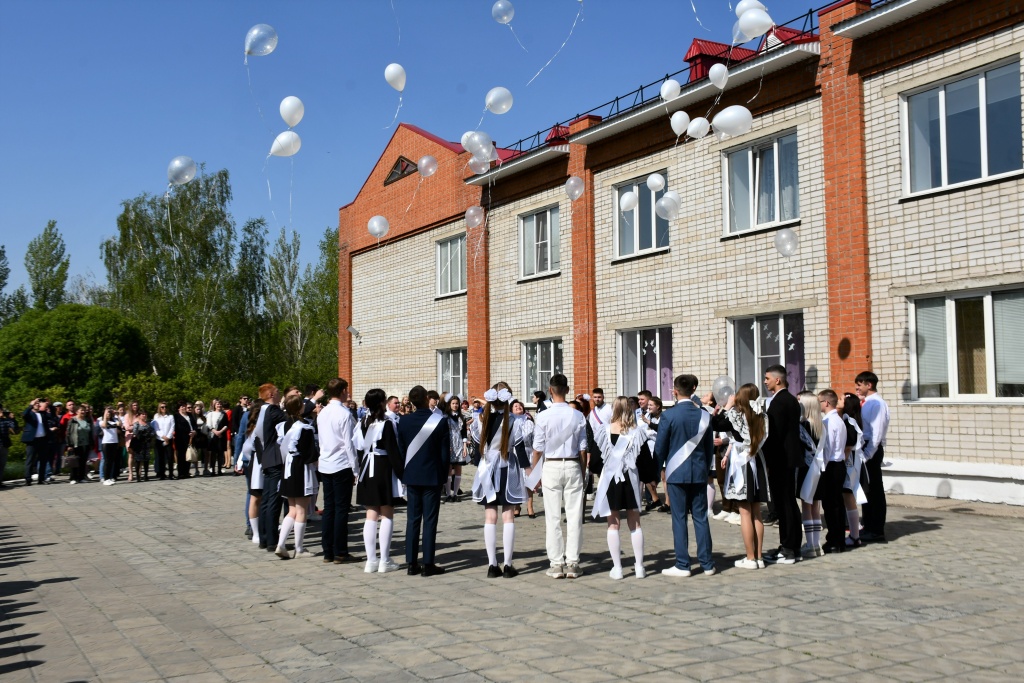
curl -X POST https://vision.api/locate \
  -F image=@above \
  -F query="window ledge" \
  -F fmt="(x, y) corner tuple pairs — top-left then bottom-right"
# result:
(899, 169), (1024, 203)
(904, 398), (1024, 406)
(434, 290), (467, 301)
(517, 270), (561, 285)
(720, 218), (801, 242)
(611, 246), (670, 265)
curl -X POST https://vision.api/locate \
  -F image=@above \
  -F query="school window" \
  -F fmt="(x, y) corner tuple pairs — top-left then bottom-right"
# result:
(619, 327), (673, 400)
(614, 171), (669, 257)
(732, 312), (806, 394)
(911, 289), (1024, 399)
(520, 205), (560, 278)
(437, 348), (468, 402)
(724, 131), (799, 234)
(523, 339), (563, 399)
(436, 234), (466, 296)
(905, 61), (1022, 193)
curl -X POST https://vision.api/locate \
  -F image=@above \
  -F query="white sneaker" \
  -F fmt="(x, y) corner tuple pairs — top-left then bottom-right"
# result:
(703, 566), (717, 577)
(31, 474), (39, 481)
(365, 559), (380, 573)
(378, 559), (400, 573)
(294, 549), (312, 558)
(726, 512), (742, 525)
(712, 510), (729, 520)
(86, 473), (97, 481)
(609, 566), (623, 580)
(634, 563), (646, 579)
(46, 476), (54, 483)
(662, 566), (692, 577)
(546, 564), (566, 579)
(734, 558), (759, 570)
(757, 559), (766, 569)
(69, 480), (77, 485)
(102, 479), (115, 486)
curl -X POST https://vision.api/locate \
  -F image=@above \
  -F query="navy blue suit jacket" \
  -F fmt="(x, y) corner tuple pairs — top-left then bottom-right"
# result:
(653, 400), (714, 485)
(21, 407), (53, 444)
(397, 408), (450, 486)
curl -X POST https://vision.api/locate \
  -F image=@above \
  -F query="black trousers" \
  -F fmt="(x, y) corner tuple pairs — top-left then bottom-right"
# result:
(405, 485), (441, 565)
(24, 438), (50, 483)
(861, 446), (887, 535)
(768, 462), (802, 553)
(821, 461), (847, 547)
(69, 445), (89, 482)
(259, 465), (284, 549)
(320, 469), (354, 560)
(102, 443), (121, 481)
(155, 441), (174, 478)
(174, 442), (190, 478)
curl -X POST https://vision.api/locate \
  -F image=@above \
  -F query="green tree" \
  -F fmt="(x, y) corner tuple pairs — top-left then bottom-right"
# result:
(266, 228), (308, 376)
(25, 220), (70, 310)
(299, 226), (340, 381)
(0, 304), (150, 407)
(227, 218), (271, 379)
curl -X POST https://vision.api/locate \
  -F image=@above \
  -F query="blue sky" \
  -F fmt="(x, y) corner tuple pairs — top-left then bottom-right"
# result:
(0, 0), (814, 292)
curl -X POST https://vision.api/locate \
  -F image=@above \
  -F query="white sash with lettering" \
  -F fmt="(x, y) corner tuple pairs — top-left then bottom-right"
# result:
(799, 424), (827, 504)
(591, 426), (643, 519)
(524, 417), (577, 490)
(665, 410), (710, 481)
(843, 415), (868, 505)
(243, 405), (268, 489)
(406, 412), (444, 469)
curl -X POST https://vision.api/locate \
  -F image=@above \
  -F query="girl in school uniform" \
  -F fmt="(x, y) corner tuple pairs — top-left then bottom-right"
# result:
(275, 395), (318, 559)
(444, 395), (470, 503)
(841, 394), (868, 549)
(797, 391), (825, 558)
(354, 388), (403, 574)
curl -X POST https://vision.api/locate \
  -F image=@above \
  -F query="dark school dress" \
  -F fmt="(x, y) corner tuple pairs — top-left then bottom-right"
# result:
(356, 419), (401, 507)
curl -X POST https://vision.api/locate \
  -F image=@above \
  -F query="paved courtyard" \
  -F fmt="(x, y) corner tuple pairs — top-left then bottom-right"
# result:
(2, 472), (1023, 683)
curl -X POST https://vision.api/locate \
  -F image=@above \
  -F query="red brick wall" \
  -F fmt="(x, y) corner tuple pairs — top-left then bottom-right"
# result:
(568, 116), (601, 394)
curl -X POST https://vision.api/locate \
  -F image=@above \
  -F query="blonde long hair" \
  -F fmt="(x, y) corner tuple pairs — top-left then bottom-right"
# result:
(797, 391), (823, 441)
(610, 396), (637, 431)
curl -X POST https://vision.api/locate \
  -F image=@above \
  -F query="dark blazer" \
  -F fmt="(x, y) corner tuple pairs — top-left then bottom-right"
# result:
(21, 407), (53, 443)
(396, 408), (450, 486)
(172, 413), (193, 448)
(255, 404), (288, 468)
(763, 388), (803, 469)
(653, 400), (714, 485)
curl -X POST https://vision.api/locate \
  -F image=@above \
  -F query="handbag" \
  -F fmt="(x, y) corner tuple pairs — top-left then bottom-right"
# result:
(186, 445), (200, 463)
(62, 452), (80, 470)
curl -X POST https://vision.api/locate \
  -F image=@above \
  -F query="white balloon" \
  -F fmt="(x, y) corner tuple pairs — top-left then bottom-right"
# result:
(774, 228), (799, 257)
(492, 0), (515, 25)
(384, 63), (406, 92)
(735, 0), (767, 19)
(686, 117), (710, 139)
(368, 215), (390, 239)
(466, 206), (485, 228)
(620, 191), (638, 212)
(655, 196), (679, 221)
(269, 130), (301, 157)
(485, 86), (514, 115)
(244, 24), (278, 57)
(466, 131), (493, 157)
(664, 190), (680, 206)
(468, 157), (490, 174)
(712, 105), (754, 137)
(646, 174), (666, 193)
(167, 156), (197, 185)
(565, 176), (585, 201)
(711, 376), (736, 405)
(739, 8), (774, 39)
(670, 111), (690, 137)
(732, 20), (752, 45)
(279, 96), (304, 128)
(709, 63), (729, 90)
(417, 155), (438, 178)
(660, 79), (681, 102)
(461, 131), (474, 152)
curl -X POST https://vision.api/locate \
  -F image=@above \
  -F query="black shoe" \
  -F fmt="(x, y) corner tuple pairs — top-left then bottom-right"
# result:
(457, 489), (464, 495)
(258, 543), (268, 549)
(407, 563), (422, 575)
(245, 527), (253, 539)
(860, 531), (887, 543)
(502, 565), (518, 578)
(845, 537), (864, 549)
(486, 565), (502, 578)
(422, 563), (446, 577)
(645, 500), (660, 512)
(822, 544), (845, 554)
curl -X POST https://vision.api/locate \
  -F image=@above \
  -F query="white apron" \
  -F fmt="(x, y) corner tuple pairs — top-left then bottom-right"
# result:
(591, 424), (645, 519)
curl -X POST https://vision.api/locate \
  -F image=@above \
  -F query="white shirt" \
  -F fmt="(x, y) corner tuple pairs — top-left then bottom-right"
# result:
(34, 412), (45, 438)
(385, 409), (400, 425)
(101, 419), (120, 444)
(860, 393), (889, 459)
(533, 402), (587, 459)
(822, 411), (846, 463)
(153, 414), (175, 441)
(317, 399), (357, 474)
(588, 403), (612, 429)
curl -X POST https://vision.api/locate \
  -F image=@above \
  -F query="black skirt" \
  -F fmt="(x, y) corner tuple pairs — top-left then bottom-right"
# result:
(605, 476), (640, 511)
(736, 453), (770, 503)
(356, 455), (397, 507)
(279, 459), (309, 499)
(477, 467), (512, 506)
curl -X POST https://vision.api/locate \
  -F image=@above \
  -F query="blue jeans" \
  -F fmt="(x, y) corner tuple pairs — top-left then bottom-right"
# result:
(666, 482), (714, 571)
(405, 485), (441, 565)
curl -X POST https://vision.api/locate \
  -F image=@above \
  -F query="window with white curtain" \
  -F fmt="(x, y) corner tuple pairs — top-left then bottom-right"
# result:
(523, 339), (563, 399)
(911, 289), (1024, 399)
(724, 132), (799, 234)
(905, 61), (1023, 193)
(614, 171), (670, 257)
(619, 327), (673, 400)
(438, 348), (468, 401)
(732, 312), (806, 395)
(436, 234), (466, 296)
(520, 206), (560, 278)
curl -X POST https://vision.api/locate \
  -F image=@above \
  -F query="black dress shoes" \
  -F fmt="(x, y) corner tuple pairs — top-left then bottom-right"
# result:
(486, 565), (502, 578)
(502, 565), (518, 578)
(422, 564), (446, 576)
(407, 563), (422, 575)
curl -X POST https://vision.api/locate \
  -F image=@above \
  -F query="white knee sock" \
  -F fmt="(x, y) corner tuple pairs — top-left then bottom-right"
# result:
(379, 517), (393, 562)
(846, 509), (860, 540)
(630, 527), (644, 565)
(707, 483), (716, 514)
(802, 520), (813, 546)
(294, 522), (306, 552)
(810, 519), (822, 548)
(453, 475), (462, 494)
(484, 523), (497, 566)
(443, 478), (451, 496)
(607, 528), (621, 569)
(249, 517), (260, 544)
(503, 522), (515, 567)
(278, 517), (295, 550)
(363, 519), (378, 562)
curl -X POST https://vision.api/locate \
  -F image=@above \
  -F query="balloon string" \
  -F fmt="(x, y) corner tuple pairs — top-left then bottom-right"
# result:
(389, 0), (401, 47)
(403, 176), (424, 221)
(476, 109), (486, 130)
(747, 63), (767, 104)
(690, 0), (712, 32)
(263, 156), (279, 226)
(246, 63), (273, 135)
(507, 24), (529, 53)
(384, 95), (403, 129)
(526, 2), (584, 87)
(289, 157), (294, 227)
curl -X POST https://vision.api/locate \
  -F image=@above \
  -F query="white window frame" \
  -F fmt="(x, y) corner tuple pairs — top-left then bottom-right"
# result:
(437, 348), (468, 401)
(728, 311), (805, 391)
(900, 58), (1024, 197)
(519, 204), (561, 279)
(721, 130), (800, 236)
(436, 234), (467, 297)
(613, 170), (670, 258)
(521, 339), (563, 400)
(907, 287), (1024, 402)
(617, 326), (673, 400)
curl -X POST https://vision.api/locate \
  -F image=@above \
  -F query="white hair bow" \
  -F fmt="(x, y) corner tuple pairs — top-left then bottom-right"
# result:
(750, 399), (765, 416)
(497, 388), (513, 403)
(483, 389), (498, 402)
(484, 388), (513, 403)
(581, 393), (591, 401)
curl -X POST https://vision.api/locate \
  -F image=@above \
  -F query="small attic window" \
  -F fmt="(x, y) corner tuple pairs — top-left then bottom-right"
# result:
(385, 156), (418, 185)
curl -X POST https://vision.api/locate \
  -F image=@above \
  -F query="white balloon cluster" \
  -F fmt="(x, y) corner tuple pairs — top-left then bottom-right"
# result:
(463, 130), (498, 175)
(732, 0), (775, 45)
(269, 96), (305, 158)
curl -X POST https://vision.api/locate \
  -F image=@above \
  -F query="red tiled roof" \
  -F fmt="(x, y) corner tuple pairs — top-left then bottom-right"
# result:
(398, 123), (463, 153)
(758, 25), (820, 49)
(684, 39), (757, 62)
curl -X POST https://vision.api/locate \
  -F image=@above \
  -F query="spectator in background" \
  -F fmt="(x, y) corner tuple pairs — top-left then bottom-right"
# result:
(99, 406), (122, 486)
(153, 402), (175, 480)
(0, 408), (19, 487)
(207, 399), (228, 476)
(532, 391), (548, 412)
(22, 398), (56, 486)
(192, 401), (210, 477)
(173, 401), (194, 479)
(65, 405), (93, 484)
(131, 412), (154, 482)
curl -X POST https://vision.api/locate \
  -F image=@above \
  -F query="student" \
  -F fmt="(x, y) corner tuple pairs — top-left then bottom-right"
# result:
(444, 395), (469, 503)
(275, 395), (318, 559)
(354, 389), (402, 574)
(856, 371), (890, 543)
(841, 394), (868, 549)
(796, 391), (824, 558)
(816, 390), (848, 554)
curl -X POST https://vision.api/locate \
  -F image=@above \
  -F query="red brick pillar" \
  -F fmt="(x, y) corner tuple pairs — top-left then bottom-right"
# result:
(337, 222), (353, 385)
(568, 115), (602, 394)
(466, 220), (490, 398)
(819, 0), (873, 389)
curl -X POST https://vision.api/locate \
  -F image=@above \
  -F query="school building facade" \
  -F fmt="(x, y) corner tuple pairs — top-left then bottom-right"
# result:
(338, 0), (1024, 504)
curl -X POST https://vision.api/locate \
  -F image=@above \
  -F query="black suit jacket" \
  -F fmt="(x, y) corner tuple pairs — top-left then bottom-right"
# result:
(255, 404), (287, 468)
(21, 407), (53, 444)
(763, 389), (803, 470)
(172, 413), (193, 448)
(396, 408), (450, 486)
